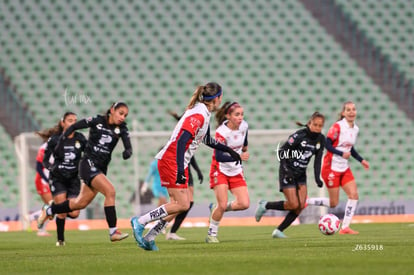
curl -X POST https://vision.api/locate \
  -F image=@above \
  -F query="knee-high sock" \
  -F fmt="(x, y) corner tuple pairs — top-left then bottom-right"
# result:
(278, 211), (298, 232)
(170, 202), (193, 234)
(144, 219), (168, 241)
(266, 201), (285, 211)
(342, 199), (358, 229)
(56, 217), (65, 241)
(138, 205), (168, 225)
(49, 200), (71, 215)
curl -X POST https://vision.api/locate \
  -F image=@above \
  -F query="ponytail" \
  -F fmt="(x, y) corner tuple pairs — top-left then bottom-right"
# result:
(187, 82), (222, 109)
(35, 112), (77, 141)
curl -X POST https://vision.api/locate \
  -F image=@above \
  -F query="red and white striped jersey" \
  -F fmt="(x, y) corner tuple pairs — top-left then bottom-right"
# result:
(211, 120), (248, 176)
(324, 118), (359, 172)
(156, 102), (211, 169)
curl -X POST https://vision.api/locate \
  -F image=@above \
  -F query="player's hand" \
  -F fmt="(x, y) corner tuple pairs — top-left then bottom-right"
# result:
(198, 173), (204, 184)
(241, 151), (250, 161)
(228, 149), (242, 165)
(342, 151), (351, 159)
(140, 182), (148, 194)
(176, 171), (187, 185)
(361, 160), (370, 170)
(122, 149), (132, 160)
(316, 181), (323, 188)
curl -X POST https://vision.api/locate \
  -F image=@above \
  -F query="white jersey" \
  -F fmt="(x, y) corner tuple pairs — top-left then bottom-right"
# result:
(212, 120), (248, 176)
(325, 118), (359, 172)
(156, 102), (211, 169)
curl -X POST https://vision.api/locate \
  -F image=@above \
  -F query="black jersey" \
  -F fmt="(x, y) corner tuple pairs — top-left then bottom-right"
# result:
(278, 127), (325, 181)
(63, 115), (132, 170)
(44, 132), (87, 178)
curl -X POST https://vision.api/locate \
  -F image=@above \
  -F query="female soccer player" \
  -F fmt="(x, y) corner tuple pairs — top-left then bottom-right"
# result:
(38, 102), (132, 242)
(306, 101), (370, 234)
(131, 82), (241, 251)
(206, 101), (250, 243)
(165, 111), (204, 241)
(255, 112), (326, 238)
(43, 112), (87, 246)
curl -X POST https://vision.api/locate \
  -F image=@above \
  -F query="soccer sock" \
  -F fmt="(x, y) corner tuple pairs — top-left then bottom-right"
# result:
(138, 205), (168, 225)
(144, 219), (168, 241)
(170, 202), (193, 233)
(207, 219), (220, 237)
(49, 200), (71, 215)
(39, 218), (49, 232)
(307, 197), (330, 207)
(278, 211), (298, 232)
(56, 217), (65, 241)
(342, 199), (358, 229)
(104, 206), (117, 232)
(266, 201), (285, 211)
(225, 201), (233, 212)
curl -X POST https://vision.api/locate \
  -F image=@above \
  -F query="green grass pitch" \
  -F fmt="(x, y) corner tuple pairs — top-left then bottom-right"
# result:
(1, 223), (413, 274)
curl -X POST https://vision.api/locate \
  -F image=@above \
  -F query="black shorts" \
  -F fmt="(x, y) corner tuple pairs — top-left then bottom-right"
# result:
(49, 174), (81, 198)
(278, 168), (307, 192)
(79, 158), (107, 186)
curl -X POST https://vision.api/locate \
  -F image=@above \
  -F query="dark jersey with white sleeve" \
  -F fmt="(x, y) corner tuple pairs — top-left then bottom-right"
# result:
(62, 115), (132, 171)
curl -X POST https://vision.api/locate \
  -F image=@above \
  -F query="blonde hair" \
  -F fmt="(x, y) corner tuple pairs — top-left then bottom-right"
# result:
(338, 101), (355, 121)
(187, 82), (222, 109)
(296, 111), (325, 127)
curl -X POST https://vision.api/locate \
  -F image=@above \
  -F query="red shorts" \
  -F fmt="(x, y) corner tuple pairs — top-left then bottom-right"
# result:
(158, 159), (188, 189)
(35, 174), (51, 195)
(321, 166), (355, 188)
(209, 168), (247, 190)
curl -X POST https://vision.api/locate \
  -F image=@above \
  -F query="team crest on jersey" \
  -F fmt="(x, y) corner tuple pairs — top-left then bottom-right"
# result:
(114, 127), (120, 134)
(316, 142), (320, 150)
(86, 116), (93, 122)
(75, 141), (81, 149)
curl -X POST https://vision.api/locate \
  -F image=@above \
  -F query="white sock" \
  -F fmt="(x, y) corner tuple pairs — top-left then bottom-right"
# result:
(208, 219), (220, 237)
(342, 199), (358, 229)
(225, 201), (233, 212)
(138, 205), (168, 224)
(144, 219), (168, 241)
(109, 227), (117, 235)
(307, 197), (330, 207)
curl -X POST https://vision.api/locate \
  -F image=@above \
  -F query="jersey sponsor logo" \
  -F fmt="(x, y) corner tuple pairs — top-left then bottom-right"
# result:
(98, 134), (112, 145)
(288, 137), (295, 145)
(189, 117), (202, 129)
(300, 141), (307, 147)
(64, 152), (76, 161)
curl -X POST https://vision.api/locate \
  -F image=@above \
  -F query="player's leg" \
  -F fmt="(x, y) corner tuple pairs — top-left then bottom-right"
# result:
(206, 184), (228, 243)
(339, 176), (359, 234)
(89, 174), (128, 241)
(272, 188), (301, 238)
(168, 186), (193, 240)
(53, 192), (68, 245)
(227, 173), (249, 211)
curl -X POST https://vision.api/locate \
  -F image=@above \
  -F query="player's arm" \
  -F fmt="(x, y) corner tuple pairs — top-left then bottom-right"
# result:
(313, 136), (325, 188)
(189, 156), (203, 184)
(43, 137), (56, 169)
(176, 129), (192, 184)
(204, 127), (242, 164)
(120, 125), (133, 160)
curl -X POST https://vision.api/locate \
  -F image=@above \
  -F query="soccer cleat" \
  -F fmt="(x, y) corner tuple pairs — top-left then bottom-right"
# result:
(110, 230), (129, 242)
(272, 229), (287, 238)
(339, 227), (359, 235)
(166, 232), (186, 240)
(255, 200), (267, 222)
(37, 204), (54, 229)
(205, 235), (220, 243)
(56, 240), (65, 247)
(130, 216), (146, 249)
(208, 203), (216, 222)
(143, 239), (159, 251)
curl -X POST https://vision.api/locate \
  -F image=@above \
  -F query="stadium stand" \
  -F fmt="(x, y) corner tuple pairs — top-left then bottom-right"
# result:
(0, 0), (413, 217)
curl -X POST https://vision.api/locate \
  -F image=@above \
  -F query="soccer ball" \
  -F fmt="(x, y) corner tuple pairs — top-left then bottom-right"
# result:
(318, 214), (340, 235)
